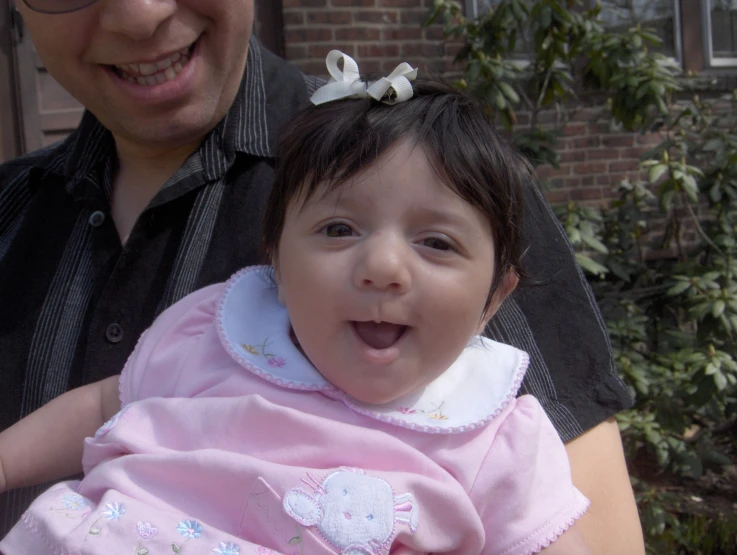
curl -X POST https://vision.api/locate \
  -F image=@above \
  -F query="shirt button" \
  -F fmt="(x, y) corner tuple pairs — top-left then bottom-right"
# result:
(105, 323), (124, 344)
(89, 210), (106, 227)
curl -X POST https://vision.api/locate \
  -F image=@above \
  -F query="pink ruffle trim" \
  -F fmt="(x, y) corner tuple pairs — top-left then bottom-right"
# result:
(500, 495), (591, 555)
(528, 498), (590, 554)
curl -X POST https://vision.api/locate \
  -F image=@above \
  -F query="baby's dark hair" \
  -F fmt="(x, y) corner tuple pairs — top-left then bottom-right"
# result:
(262, 79), (531, 309)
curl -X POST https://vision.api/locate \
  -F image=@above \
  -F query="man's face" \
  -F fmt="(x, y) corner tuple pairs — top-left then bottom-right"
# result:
(19, 0), (254, 149)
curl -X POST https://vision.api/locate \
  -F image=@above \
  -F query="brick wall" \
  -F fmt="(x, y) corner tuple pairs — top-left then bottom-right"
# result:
(522, 107), (662, 206)
(281, 0), (658, 207)
(282, 0), (459, 76)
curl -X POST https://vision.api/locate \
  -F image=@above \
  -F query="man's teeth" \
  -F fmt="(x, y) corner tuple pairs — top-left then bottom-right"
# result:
(115, 46), (191, 86)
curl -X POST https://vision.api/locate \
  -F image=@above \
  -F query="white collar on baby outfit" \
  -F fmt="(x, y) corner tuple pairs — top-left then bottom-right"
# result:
(215, 266), (529, 434)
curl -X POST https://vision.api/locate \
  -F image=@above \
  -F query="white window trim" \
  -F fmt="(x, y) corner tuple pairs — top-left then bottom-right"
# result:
(703, 0), (737, 67)
(465, 0), (486, 16)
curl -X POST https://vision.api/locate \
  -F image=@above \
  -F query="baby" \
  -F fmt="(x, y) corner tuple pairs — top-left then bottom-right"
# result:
(0, 52), (591, 554)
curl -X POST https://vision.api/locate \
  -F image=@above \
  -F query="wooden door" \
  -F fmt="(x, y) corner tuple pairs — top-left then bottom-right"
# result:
(0, 0), (22, 162)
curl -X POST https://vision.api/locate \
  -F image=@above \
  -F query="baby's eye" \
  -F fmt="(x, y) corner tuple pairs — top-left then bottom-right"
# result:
(421, 237), (453, 251)
(323, 223), (355, 238)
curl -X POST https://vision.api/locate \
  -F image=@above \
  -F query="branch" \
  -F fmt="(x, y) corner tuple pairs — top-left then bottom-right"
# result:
(682, 192), (724, 256)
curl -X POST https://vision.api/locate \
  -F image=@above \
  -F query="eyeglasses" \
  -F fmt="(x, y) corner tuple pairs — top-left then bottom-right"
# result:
(21, 0), (100, 15)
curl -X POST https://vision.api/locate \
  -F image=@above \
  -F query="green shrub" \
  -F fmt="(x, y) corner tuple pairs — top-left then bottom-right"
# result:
(425, 2), (737, 552)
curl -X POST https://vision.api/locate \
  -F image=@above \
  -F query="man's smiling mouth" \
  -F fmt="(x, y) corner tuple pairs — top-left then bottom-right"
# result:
(109, 42), (195, 86)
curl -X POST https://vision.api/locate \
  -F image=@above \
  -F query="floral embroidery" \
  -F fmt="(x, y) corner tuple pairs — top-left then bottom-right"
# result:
(63, 494), (89, 510)
(48, 493), (91, 519)
(267, 357), (286, 368)
(103, 502), (126, 520)
(176, 520), (202, 539)
(134, 521), (158, 554)
(84, 502), (127, 542)
(137, 521), (158, 540)
(212, 541), (241, 554)
(397, 402), (448, 420)
(241, 339), (286, 368)
(256, 547), (277, 555)
(173, 520), (203, 553)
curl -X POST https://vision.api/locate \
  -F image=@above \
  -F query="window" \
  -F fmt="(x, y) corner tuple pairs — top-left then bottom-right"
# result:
(464, 1), (737, 72)
(466, 1), (681, 60)
(464, 0), (533, 58)
(704, 0), (737, 66)
(598, 1), (681, 60)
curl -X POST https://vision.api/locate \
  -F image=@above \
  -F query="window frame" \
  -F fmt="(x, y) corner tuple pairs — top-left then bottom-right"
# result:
(702, 0), (737, 67)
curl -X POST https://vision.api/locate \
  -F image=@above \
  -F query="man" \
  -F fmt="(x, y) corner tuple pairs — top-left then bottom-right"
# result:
(0, 0), (644, 552)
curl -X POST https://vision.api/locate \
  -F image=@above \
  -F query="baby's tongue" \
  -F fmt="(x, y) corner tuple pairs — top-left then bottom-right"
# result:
(353, 322), (406, 350)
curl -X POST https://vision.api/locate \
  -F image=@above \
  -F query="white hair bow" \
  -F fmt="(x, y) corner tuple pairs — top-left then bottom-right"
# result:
(310, 50), (418, 106)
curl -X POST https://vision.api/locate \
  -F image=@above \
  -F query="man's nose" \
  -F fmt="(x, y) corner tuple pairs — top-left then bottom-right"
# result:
(99, 0), (177, 41)
(354, 233), (411, 293)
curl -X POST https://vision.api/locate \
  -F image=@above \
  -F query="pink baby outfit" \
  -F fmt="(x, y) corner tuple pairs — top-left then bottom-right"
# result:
(1, 266), (589, 555)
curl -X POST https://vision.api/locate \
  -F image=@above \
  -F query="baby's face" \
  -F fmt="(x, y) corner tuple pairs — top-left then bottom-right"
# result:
(275, 139), (499, 405)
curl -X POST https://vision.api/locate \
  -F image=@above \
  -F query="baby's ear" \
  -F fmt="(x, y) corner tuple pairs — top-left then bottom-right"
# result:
(476, 270), (519, 334)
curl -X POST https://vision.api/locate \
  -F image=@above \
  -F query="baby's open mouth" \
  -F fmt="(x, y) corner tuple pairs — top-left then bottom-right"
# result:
(352, 321), (408, 350)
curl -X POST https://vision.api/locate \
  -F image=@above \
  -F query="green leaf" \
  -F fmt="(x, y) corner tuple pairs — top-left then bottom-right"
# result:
(89, 528), (101, 535)
(678, 451), (703, 479)
(701, 449), (732, 467)
(137, 549), (149, 555)
(667, 281), (691, 296)
(576, 254), (609, 276)
(648, 164), (668, 183)
(581, 234), (610, 254)
(288, 537), (302, 545)
(703, 138), (723, 151)
(172, 544), (181, 554)
(712, 300), (726, 318)
(540, 5), (552, 28)
(660, 189), (676, 211)
(714, 371), (728, 390)
(497, 81), (520, 104)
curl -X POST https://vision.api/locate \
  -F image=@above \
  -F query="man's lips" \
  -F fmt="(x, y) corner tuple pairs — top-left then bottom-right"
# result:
(352, 321), (408, 350)
(107, 40), (197, 86)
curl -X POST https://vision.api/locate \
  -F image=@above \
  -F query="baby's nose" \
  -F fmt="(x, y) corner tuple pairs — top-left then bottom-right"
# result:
(354, 234), (411, 293)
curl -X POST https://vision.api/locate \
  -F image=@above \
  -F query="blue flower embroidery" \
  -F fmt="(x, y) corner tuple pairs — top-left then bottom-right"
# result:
(212, 542), (240, 554)
(177, 520), (203, 539)
(103, 502), (126, 520)
(63, 494), (89, 510)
